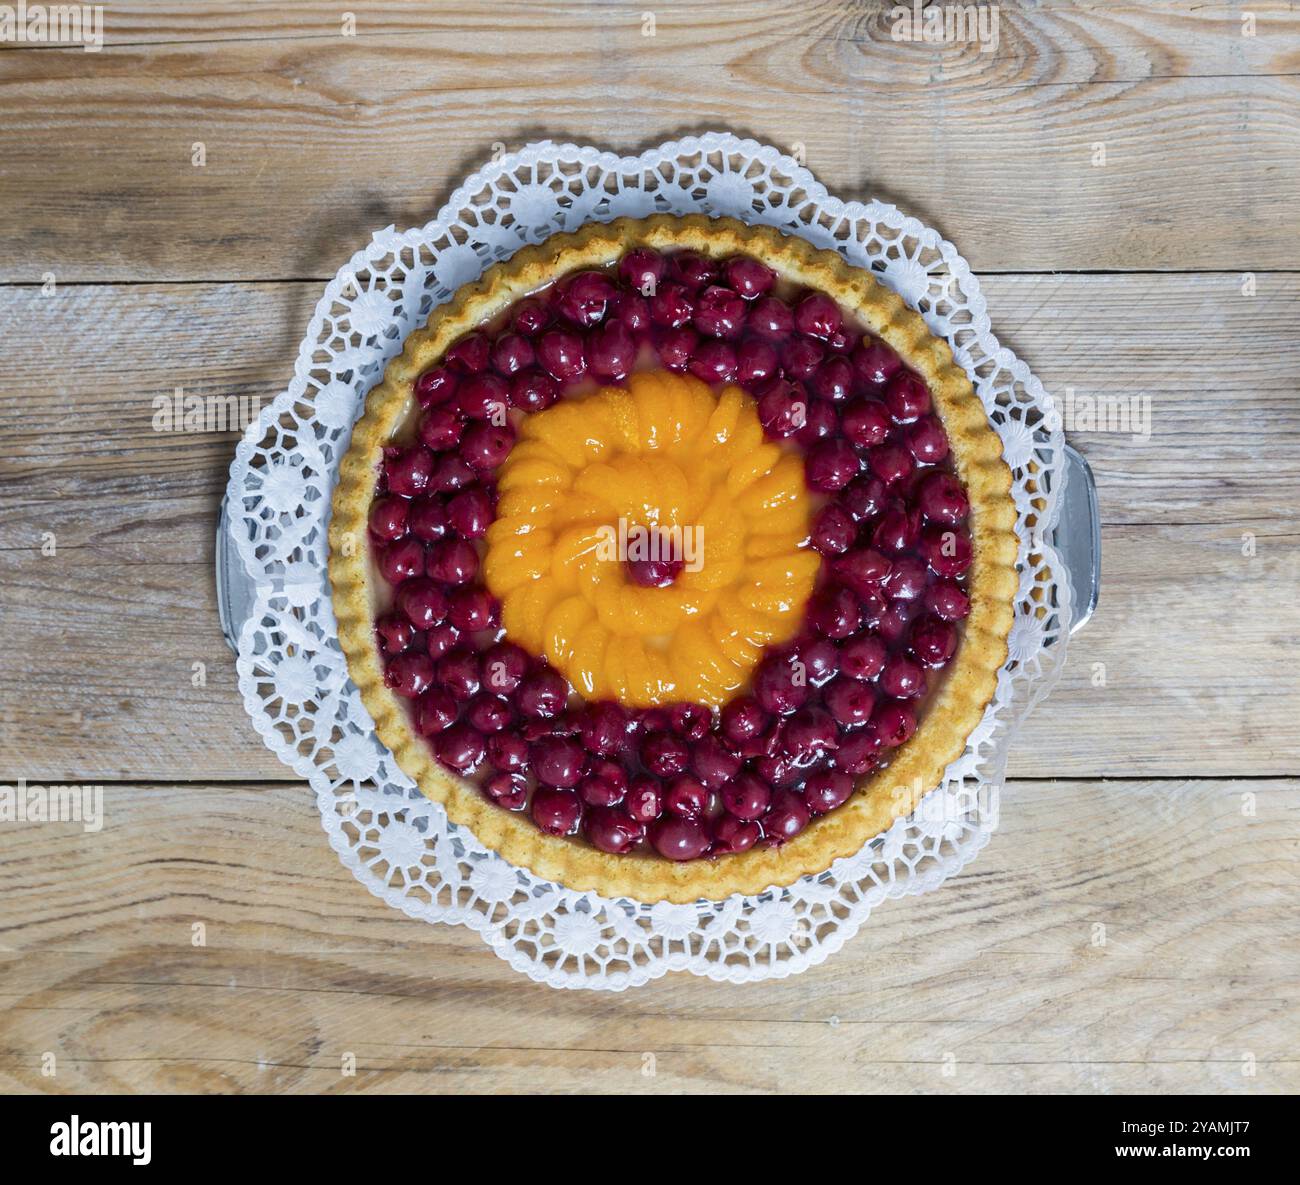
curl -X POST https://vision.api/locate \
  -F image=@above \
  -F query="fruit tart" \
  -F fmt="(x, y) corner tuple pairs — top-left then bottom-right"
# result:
(330, 215), (1018, 903)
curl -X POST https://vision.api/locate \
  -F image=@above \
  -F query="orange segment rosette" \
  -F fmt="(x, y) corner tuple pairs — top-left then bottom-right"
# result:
(484, 372), (819, 708)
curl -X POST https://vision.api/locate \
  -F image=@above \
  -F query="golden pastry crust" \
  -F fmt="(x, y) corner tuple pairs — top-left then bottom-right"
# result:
(329, 215), (1019, 904)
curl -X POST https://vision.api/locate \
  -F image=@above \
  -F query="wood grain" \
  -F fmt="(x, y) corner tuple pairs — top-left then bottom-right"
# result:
(1, 2), (1298, 280)
(2, 0), (1298, 1097)
(1, 777), (1295, 1094)
(2, 273), (1296, 781)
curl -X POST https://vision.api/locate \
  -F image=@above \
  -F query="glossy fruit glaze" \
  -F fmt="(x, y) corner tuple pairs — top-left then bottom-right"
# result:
(368, 246), (973, 861)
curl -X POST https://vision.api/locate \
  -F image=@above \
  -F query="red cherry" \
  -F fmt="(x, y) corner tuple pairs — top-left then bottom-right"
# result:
(721, 772), (772, 822)
(655, 326), (699, 372)
(377, 538), (426, 585)
(693, 285), (746, 339)
(448, 586), (498, 632)
(884, 371), (931, 422)
(414, 688), (458, 736)
(794, 400), (838, 448)
(509, 369), (560, 413)
(512, 299), (551, 336)
(491, 333), (535, 378)
(691, 734), (742, 789)
(810, 504), (856, 555)
(577, 701), (628, 755)
(457, 373), (509, 421)
(735, 338), (779, 387)
(531, 787), (583, 835)
(414, 365), (458, 408)
(383, 447), (433, 496)
(906, 415), (950, 464)
(809, 585), (862, 639)
(763, 790), (811, 844)
(852, 337), (902, 386)
(669, 703), (711, 741)
(649, 282), (695, 329)
(910, 615), (959, 667)
(664, 776), (708, 819)
(781, 336), (824, 380)
(824, 676), (876, 727)
(839, 634), (888, 681)
(532, 735), (587, 788)
(868, 443), (914, 486)
(803, 770), (854, 814)
(483, 772), (528, 810)
(446, 485), (493, 538)
(925, 580), (971, 621)
(608, 290), (651, 337)
(720, 696), (770, 745)
(753, 654), (811, 716)
(435, 649), (481, 700)
(369, 495), (409, 541)
(396, 577), (449, 629)
(712, 814), (761, 853)
(556, 270), (616, 328)
(687, 339), (738, 384)
(487, 732), (529, 773)
(536, 328), (587, 383)
(385, 651), (435, 699)
(872, 504), (921, 553)
(842, 399), (891, 448)
(810, 356), (854, 402)
(799, 637), (840, 685)
(445, 333), (490, 374)
(586, 807), (643, 854)
(434, 721), (487, 772)
(426, 538), (479, 584)
(780, 707), (839, 761)
(805, 438), (861, 492)
(407, 494), (450, 543)
(481, 640), (529, 694)
(748, 295), (794, 339)
(625, 776), (664, 825)
(650, 816), (710, 861)
(466, 693), (512, 733)
(836, 727), (884, 774)
(587, 320), (637, 382)
(872, 700), (917, 747)
(517, 668), (568, 718)
(619, 248), (666, 293)
(424, 621), (461, 660)
(840, 474), (886, 522)
(756, 378), (808, 438)
(883, 555), (929, 600)
(831, 547), (892, 596)
(460, 420), (514, 471)
(428, 453), (475, 494)
(376, 612), (417, 657)
(793, 292), (843, 341)
(668, 251), (717, 291)
(722, 256), (776, 300)
(921, 524), (972, 578)
(418, 406), (464, 452)
(880, 655), (927, 699)
(579, 775), (625, 809)
(917, 471), (969, 523)
(642, 730), (690, 778)
(878, 597), (919, 646)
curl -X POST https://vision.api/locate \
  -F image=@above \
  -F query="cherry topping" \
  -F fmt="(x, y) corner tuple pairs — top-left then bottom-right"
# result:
(435, 650), (481, 701)
(687, 340), (738, 385)
(910, 616), (959, 667)
(414, 688), (458, 736)
(509, 369), (560, 413)
(720, 696), (770, 745)
(753, 653), (811, 716)
(836, 727), (884, 774)
(532, 734), (587, 787)
(756, 378), (807, 438)
(383, 447), (433, 496)
(839, 634), (888, 681)
(668, 251), (717, 291)
(578, 701), (628, 755)
(880, 655), (927, 699)
(803, 770), (854, 814)
(842, 399), (891, 448)
(655, 326), (699, 372)
(921, 524), (972, 578)
(735, 338), (779, 387)
(460, 420), (515, 470)
(427, 538), (479, 584)
(805, 438), (861, 492)
(691, 734), (742, 788)
(396, 577), (449, 629)
(851, 338), (902, 386)
(721, 772), (772, 821)
(414, 366), (458, 408)
(925, 580), (971, 621)
(693, 285), (747, 339)
(418, 406), (464, 452)
(748, 296), (794, 339)
(625, 776), (664, 825)
(536, 328), (587, 383)
(665, 776), (708, 819)
(434, 722), (486, 772)
(484, 772), (528, 810)
(586, 807), (643, 854)
(531, 787), (583, 835)
(917, 471), (969, 524)
(378, 538), (426, 585)
(487, 732), (529, 772)
(884, 371), (931, 422)
(722, 256), (776, 300)
(808, 585), (863, 640)
(448, 586), (498, 632)
(793, 293), (842, 341)
(512, 299), (551, 336)
(712, 814), (761, 854)
(446, 333), (490, 374)
(906, 415), (950, 464)
(556, 270), (616, 328)
(490, 333), (535, 377)
(651, 816), (711, 861)
(810, 356), (854, 403)
(465, 693), (512, 733)
(369, 495), (409, 541)
(579, 774), (625, 808)
(872, 700), (917, 747)
(763, 790), (811, 844)
(619, 248), (666, 294)
(517, 668), (568, 718)
(781, 336), (824, 380)
(810, 504), (856, 556)
(824, 676), (875, 727)
(482, 641), (529, 694)
(649, 282), (695, 329)
(642, 730), (690, 778)
(588, 320), (637, 382)
(376, 612), (417, 657)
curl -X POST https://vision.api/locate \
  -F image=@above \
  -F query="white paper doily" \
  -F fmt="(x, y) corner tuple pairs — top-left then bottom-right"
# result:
(225, 134), (1070, 991)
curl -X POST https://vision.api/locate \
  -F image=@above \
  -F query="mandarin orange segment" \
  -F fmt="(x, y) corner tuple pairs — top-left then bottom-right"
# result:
(484, 372), (818, 708)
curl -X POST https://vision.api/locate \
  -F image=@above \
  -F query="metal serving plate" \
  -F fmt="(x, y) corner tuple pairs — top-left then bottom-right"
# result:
(217, 446), (1101, 653)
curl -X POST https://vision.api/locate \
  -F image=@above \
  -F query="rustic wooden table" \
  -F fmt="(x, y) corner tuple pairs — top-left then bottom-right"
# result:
(2, 1), (1297, 1095)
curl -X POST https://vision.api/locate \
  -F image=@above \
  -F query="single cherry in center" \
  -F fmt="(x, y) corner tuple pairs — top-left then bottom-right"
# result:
(625, 526), (687, 588)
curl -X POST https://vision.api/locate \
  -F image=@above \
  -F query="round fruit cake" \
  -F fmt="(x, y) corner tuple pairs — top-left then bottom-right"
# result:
(330, 214), (1018, 903)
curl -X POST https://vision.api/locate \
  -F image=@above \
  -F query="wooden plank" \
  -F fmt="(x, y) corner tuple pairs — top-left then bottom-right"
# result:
(1, 3), (1298, 280)
(0, 777), (1295, 1094)
(1, 274), (1297, 780)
